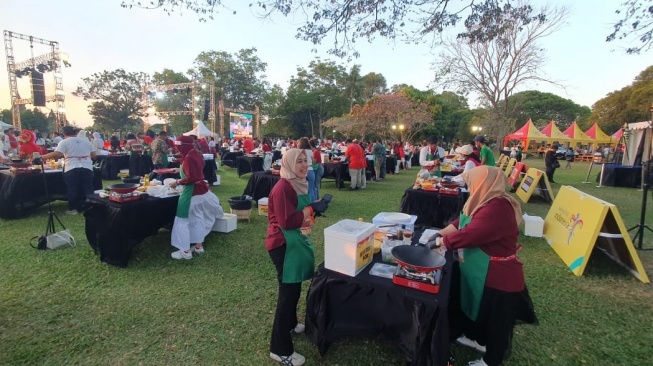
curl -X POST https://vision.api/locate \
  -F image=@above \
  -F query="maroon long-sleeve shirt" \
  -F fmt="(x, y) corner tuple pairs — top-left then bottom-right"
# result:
(265, 179), (306, 251)
(177, 149), (209, 195)
(442, 197), (525, 292)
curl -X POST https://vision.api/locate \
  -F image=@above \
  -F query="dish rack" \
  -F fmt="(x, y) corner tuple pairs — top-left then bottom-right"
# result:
(230, 208), (252, 222)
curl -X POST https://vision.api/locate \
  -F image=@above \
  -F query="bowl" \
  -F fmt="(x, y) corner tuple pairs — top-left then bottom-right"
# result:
(107, 183), (140, 194)
(122, 176), (142, 184)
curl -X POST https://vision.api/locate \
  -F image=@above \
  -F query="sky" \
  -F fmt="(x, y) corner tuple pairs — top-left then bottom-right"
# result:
(0, 0), (651, 128)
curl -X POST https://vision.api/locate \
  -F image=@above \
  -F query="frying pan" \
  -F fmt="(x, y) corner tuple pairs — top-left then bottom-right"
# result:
(391, 244), (446, 272)
(107, 183), (139, 194)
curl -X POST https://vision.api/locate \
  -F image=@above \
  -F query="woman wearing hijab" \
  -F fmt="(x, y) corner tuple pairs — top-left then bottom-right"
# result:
(167, 135), (223, 260)
(91, 132), (105, 152)
(433, 166), (537, 366)
(265, 149), (328, 366)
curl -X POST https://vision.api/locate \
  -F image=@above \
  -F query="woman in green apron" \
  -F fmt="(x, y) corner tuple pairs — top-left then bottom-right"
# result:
(434, 166), (537, 366)
(265, 149), (329, 366)
(419, 136), (446, 177)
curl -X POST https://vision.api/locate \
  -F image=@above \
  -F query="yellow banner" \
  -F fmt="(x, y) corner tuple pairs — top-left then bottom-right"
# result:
(544, 186), (649, 283)
(504, 158), (517, 177)
(516, 168), (554, 203)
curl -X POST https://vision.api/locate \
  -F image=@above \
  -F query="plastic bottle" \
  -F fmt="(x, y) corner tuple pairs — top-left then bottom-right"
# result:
(143, 175), (149, 186)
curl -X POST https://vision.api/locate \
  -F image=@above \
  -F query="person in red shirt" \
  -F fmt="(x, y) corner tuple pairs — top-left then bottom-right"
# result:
(243, 137), (255, 153)
(433, 166), (537, 366)
(344, 138), (367, 190)
(265, 149), (328, 366)
(168, 136), (223, 260)
(18, 130), (41, 161)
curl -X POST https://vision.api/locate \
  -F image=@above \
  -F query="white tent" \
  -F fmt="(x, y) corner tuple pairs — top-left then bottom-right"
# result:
(623, 121), (652, 166)
(183, 121), (215, 138)
(0, 120), (14, 129)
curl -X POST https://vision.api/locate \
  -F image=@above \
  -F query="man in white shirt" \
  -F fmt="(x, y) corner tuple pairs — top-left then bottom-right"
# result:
(42, 126), (97, 215)
(419, 136), (447, 176)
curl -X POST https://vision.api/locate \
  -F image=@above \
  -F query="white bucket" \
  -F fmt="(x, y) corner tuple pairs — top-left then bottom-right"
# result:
(258, 197), (269, 216)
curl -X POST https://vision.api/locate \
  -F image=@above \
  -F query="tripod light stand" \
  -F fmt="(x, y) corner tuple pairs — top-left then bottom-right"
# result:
(628, 103), (653, 250)
(32, 153), (67, 250)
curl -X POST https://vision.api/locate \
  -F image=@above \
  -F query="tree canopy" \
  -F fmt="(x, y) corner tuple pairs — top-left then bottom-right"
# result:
(608, 0), (653, 54)
(506, 90), (591, 130)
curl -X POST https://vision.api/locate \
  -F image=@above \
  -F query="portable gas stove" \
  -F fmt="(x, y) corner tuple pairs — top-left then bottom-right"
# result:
(108, 191), (142, 203)
(392, 265), (442, 294)
(438, 185), (460, 196)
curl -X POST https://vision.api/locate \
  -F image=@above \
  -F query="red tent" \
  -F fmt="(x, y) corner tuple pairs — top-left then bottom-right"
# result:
(540, 121), (572, 143)
(585, 123), (612, 144)
(562, 121), (594, 143)
(611, 128), (623, 142)
(503, 119), (549, 148)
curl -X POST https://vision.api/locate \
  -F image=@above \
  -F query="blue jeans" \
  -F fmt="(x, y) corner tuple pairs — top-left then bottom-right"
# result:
(63, 168), (94, 211)
(307, 170), (317, 202)
(313, 164), (324, 200)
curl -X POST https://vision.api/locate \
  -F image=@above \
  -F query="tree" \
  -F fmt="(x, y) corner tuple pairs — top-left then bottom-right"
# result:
(608, 0), (653, 54)
(505, 90), (591, 130)
(20, 108), (51, 133)
(588, 65), (653, 133)
(150, 69), (193, 135)
(73, 69), (149, 132)
(433, 2), (568, 147)
(1, 109), (11, 125)
(190, 48), (269, 111)
(122, 1), (545, 57)
(361, 72), (388, 100)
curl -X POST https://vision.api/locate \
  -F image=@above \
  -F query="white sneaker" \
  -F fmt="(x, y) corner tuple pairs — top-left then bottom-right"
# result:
(467, 358), (489, 366)
(292, 323), (305, 334)
(456, 335), (486, 353)
(171, 250), (192, 260)
(191, 245), (205, 254)
(269, 351), (305, 366)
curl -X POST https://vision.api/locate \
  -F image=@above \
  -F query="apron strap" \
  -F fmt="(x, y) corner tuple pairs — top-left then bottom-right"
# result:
(489, 244), (522, 262)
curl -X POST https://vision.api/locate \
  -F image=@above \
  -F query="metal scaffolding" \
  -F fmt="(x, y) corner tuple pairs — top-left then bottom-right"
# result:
(3, 30), (66, 131)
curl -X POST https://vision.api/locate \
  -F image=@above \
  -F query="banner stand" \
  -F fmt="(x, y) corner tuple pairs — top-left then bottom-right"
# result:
(596, 163), (606, 188)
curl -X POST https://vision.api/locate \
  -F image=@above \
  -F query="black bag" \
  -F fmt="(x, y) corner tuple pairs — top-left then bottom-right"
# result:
(552, 159), (561, 168)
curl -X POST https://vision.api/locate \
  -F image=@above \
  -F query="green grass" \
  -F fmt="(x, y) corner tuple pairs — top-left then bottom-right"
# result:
(1, 158), (652, 365)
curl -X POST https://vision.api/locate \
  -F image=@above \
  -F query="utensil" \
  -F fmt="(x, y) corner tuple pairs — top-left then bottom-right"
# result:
(391, 245), (446, 272)
(383, 212), (411, 223)
(107, 183), (139, 194)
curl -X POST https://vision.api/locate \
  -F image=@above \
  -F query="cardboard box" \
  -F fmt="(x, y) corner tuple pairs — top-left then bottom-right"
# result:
(258, 197), (269, 216)
(212, 213), (237, 233)
(523, 214), (544, 237)
(324, 219), (375, 277)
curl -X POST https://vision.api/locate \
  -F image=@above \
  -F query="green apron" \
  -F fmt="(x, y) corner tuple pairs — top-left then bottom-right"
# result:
(175, 164), (193, 219)
(161, 152), (169, 168)
(280, 194), (315, 283)
(426, 150), (442, 177)
(458, 213), (490, 321)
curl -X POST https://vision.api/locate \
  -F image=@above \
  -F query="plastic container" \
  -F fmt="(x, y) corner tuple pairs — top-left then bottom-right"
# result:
(372, 212), (418, 232)
(523, 214), (544, 237)
(381, 238), (404, 263)
(212, 213), (237, 233)
(258, 197), (269, 216)
(324, 219), (376, 276)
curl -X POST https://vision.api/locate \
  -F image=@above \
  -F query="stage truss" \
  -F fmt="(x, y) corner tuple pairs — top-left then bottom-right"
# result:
(3, 30), (67, 131)
(142, 81), (215, 134)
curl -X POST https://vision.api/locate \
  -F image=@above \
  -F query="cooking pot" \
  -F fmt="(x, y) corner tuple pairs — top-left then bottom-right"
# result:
(391, 244), (446, 272)
(107, 183), (139, 194)
(122, 175), (142, 184)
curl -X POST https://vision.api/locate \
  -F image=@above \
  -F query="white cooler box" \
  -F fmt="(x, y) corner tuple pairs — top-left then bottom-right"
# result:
(522, 214), (544, 237)
(324, 219), (375, 277)
(372, 212), (418, 231)
(212, 213), (237, 233)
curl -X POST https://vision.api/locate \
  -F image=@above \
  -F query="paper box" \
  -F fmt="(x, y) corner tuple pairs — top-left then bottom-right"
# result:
(212, 213), (237, 233)
(372, 212), (418, 232)
(258, 197), (269, 216)
(324, 219), (375, 277)
(523, 214), (544, 237)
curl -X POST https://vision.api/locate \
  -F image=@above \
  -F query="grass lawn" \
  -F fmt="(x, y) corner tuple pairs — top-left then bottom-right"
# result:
(1, 157), (652, 365)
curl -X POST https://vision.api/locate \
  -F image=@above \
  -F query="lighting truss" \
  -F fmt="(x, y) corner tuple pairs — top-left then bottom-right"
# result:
(141, 81), (215, 134)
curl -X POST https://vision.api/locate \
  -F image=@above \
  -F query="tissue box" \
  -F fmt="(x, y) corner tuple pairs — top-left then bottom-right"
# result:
(212, 213), (237, 233)
(523, 214), (544, 237)
(258, 197), (269, 216)
(324, 219), (375, 276)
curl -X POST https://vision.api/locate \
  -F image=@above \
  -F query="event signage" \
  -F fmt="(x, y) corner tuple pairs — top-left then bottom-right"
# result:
(543, 186), (649, 283)
(516, 168), (554, 203)
(229, 112), (253, 139)
(504, 158), (517, 177)
(508, 162), (527, 188)
(497, 155), (509, 170)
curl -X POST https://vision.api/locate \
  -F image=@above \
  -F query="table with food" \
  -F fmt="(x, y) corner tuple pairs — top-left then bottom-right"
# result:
(84, 178), (181, 267)
(95, 153), (130, 180)
(305, 214), (452, 366)
(0, 163), (102, 219)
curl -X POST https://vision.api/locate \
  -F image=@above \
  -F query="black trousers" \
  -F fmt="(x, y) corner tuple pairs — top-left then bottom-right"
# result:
(63, 168), (94, 211)
(268, 245), (302, 356)
(545, 167), (556, 182)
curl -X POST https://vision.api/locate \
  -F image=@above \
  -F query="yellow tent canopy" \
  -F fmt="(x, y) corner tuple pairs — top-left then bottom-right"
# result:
(503, 118), (549, 149)
(541, 121), (572, 143)
(562, 122), (594, 143)
(585, 123), (613, 144)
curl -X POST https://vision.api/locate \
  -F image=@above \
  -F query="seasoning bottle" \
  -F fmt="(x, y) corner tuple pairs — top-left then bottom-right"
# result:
(396, 225), (404, 240)
(143, 175), (149, 186)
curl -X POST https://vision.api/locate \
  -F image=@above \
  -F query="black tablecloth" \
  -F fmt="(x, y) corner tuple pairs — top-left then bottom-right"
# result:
(163, 159), (217, 185)
(0, 169), (102, 220)
(242, 171), (281, 201)
(236, 156), (264, 177)
(400, 188), (468, 228)
(96, 154), (130, 180)
(323, 162), (350, 188)
(84, 194), (179, 267)
(596, 164), (642, 187)
(220, 151), (244, 167)
(306, 250), (453, 366)
(366, 155), (397, 174)
(128, 153), (154, 177)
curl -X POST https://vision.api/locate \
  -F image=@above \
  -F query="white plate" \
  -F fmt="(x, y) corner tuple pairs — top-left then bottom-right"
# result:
(383, 212), (411, 223)
(94, 189), (105, 194)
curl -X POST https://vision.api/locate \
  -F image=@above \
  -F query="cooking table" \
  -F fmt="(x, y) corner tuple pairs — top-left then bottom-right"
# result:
(236, 155), (264, 177)
(242, 171), (281, 201)
(305, 249), (453, 366)
(399, 188), (468, 228)
(84, 194), (179, 267)
(95, 154), (130, 180)
(0, 168), (102, 220)
(165, 158), (219, 185)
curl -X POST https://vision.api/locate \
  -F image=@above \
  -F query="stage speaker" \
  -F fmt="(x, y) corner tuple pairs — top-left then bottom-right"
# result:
(31, 71), (46, 107)
(203, 99), (210, 121)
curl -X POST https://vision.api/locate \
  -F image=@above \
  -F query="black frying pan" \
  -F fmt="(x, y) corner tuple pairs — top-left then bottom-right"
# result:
(391, 245), (446, 272)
